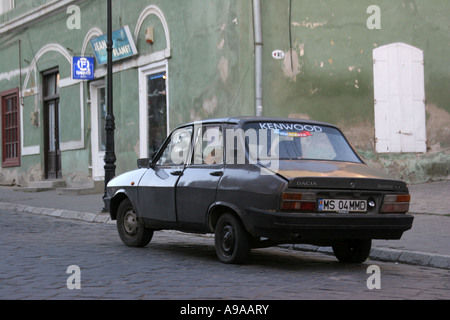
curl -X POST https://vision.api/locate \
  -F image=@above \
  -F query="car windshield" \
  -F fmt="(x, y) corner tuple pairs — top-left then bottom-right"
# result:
(243, 121), (361, 163)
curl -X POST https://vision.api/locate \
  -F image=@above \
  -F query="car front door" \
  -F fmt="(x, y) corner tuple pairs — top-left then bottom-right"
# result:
(138, 126), (193, 223)
(176, 124), (224, 229)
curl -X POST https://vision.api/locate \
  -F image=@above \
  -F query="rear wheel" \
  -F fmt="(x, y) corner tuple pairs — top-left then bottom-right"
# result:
(117, 198), (153, 247)
(332, 239), (372, 263)
(215, 213), (251, 264)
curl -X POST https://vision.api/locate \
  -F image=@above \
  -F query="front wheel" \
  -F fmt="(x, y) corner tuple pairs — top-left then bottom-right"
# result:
(117, 198), (153, 247)
(214, 213), (251, 264)
(332, 239), (372, 263)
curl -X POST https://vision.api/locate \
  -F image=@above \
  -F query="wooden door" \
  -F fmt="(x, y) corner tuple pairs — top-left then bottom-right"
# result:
(43, 69), (61, 179)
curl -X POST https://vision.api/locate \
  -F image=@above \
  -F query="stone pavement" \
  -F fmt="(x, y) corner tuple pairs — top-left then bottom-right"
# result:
(0, 181), (449, 269)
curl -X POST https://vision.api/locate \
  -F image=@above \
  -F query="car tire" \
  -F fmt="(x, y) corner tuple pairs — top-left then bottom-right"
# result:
(332, 239), (372, 263)
(117, 198), (153, 247)
(215, 213), (251, 264)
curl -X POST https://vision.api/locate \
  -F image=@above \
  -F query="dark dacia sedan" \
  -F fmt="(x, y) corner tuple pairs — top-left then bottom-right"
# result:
(104, 117), (413, 264)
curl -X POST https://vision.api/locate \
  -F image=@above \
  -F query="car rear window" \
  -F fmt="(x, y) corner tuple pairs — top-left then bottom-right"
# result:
(243, 122), (361, 163)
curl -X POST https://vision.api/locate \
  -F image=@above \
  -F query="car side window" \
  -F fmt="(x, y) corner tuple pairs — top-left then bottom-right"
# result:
(156, 127), (193, 166)
(192, 125), (223, 165)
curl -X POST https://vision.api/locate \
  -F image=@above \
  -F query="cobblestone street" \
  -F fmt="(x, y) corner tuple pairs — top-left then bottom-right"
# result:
(1, 210), (448, 301)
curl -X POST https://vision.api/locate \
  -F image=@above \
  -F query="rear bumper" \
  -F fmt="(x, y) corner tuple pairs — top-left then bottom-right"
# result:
(245, 208), (414, 241)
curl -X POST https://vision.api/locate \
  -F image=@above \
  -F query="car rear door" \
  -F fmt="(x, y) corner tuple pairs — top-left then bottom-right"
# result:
(176, 124), (224, 228)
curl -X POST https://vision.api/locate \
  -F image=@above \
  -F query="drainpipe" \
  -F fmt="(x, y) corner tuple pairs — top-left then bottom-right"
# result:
(253, 0), (263, 116)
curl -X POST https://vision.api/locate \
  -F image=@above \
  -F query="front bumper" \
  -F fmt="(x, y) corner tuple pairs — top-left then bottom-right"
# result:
(245, 208), (414, 242)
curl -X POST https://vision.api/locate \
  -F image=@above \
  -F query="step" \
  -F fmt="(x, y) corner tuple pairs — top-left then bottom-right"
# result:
(56, 187), (103, 196)
(19, 180), (66, 192)
(28, 180), (66, 189)
(56, 180), (104, 195)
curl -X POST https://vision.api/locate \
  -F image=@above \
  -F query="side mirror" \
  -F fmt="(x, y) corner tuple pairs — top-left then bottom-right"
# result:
(137, 158), (150, 168)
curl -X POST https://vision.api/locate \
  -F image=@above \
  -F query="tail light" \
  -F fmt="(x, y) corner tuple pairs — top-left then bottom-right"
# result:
(281, 192), (316, 212)
(380, 194), (410, 213)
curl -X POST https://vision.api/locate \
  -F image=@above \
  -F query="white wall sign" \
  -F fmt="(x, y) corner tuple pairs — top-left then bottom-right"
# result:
(272, 50), (285, 60)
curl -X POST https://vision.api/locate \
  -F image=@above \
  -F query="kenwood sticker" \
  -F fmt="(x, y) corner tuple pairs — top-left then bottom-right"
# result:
(258, 123), (323, 133)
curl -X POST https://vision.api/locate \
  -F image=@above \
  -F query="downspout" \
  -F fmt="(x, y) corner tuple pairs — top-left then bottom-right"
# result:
(253, 0), (263, 116)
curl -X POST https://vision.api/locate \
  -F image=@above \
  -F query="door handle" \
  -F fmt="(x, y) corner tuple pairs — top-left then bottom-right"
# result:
(170, 170), (184, 176)
(209, 171), (223, 177)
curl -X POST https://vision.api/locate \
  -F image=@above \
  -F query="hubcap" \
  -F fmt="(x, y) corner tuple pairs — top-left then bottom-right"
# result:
(123, 210), (138, 235)
(221, 225), (235, 255)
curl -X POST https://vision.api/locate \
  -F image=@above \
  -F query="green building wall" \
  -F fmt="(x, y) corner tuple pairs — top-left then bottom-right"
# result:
(259, 0), (450, 182)
(0, 0), (449, 187)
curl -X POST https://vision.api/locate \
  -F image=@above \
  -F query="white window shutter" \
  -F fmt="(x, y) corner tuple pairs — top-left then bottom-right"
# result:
(373, 43), (426, 153)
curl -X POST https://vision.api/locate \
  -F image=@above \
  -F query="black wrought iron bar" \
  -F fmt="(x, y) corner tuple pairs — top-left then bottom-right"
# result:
(103, 0), (116, 209)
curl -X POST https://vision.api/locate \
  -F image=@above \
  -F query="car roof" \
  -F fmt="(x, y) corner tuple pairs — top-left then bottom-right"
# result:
(178, 116), (339, 129)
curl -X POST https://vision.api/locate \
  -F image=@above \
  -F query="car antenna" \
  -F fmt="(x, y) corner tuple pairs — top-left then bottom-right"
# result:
(227, 67), (250, 116)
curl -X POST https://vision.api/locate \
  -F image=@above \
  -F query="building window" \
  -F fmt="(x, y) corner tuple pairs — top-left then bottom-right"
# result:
(1, 88), (20, 167)
(139, 61), (169, 159)
(147, 71), (167, 157)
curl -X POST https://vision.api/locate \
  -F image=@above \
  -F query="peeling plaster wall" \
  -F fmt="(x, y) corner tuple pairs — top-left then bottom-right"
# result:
(169, 0), (254, 125)
(426, 104), (450, 151)
(260, 0), (450, 183)
(1, 0), (449, 185)
(261, 0), (450, 118)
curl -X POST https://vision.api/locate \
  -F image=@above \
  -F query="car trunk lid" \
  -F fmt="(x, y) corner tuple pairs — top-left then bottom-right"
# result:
(271, 160), (408, 192)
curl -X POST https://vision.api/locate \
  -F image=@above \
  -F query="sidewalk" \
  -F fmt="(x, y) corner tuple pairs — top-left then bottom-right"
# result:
(1, 181), (449, 269)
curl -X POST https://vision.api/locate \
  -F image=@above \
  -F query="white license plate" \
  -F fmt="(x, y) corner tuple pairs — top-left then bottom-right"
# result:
(318, 199), (367, 213)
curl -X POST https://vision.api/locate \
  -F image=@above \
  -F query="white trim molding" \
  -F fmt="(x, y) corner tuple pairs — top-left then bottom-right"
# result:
(18, 4), (172, 158)
(89, 80), (106, 181)
(21, 43), (85, 155)
(21, 43), (71, 156)
(138, 60), (169, 158)
(134, 5), (171, 59)
(0, 0), (84, 34)
(81, 27), (103, 56)
(22, 43), (71, 95)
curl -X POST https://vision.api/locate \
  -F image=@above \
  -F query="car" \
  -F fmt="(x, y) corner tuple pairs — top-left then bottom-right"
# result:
(104, 117), (414, 264)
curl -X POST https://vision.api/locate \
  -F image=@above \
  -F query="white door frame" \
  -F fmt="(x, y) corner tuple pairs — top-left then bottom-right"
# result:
(138, 60), (169, 158)
(89, 80), (106, 181)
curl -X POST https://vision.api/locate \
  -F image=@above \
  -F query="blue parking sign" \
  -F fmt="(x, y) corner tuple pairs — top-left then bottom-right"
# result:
(72, 57), (95, 80)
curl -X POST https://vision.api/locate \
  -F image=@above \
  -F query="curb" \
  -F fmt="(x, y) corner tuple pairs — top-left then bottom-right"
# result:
(282, 244), (450, 270)
(0, 202), (114, 225)
(1, 201), (449, 270)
